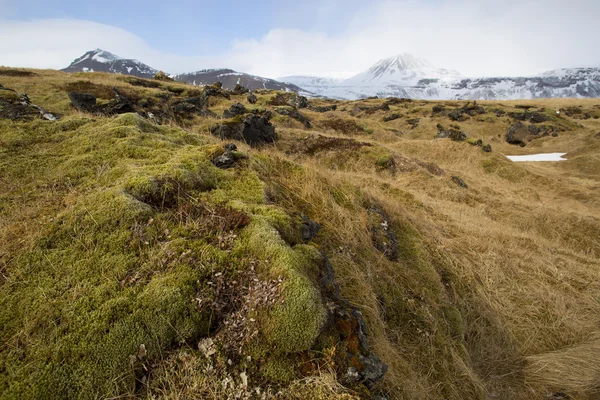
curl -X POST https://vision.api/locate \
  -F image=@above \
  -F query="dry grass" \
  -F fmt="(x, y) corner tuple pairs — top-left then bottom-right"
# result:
(1, 69), (600, 399)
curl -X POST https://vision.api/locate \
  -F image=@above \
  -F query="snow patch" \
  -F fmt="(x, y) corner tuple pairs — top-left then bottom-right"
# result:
(506, 153), (567, 162)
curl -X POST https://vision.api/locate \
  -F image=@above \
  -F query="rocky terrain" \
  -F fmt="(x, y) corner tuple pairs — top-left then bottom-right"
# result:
(1, 66), (599, 400)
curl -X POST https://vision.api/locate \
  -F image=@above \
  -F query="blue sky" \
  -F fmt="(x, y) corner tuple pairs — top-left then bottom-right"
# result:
(3, 0), (366, 55)
(1, 0), (599, 78)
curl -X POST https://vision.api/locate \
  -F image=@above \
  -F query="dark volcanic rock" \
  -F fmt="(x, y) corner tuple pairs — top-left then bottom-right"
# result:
(210, 114), (276, 147)
(309, 104), (337, 113)
(68, 92), (97, 112)
(482, 144), (492, 152)
(212, 151), (236, 169)
(407, 118), (420, 128)
(270, 92), (308, 109)
(316, 253), (387, 388)
(506, 122), (531, 146)
(367, 207), (398, 262)
(246, 93), (257, 104)
(275, 106), (311, 128)
(223, 103), (247, 118)
(301, 215), (321, 242)
(452, 176), (468, 188)
(436, 124), (468, 141)
(233, 83), (249, 95)
(508, 111), (550, 123)
(1, 86), (58, 121)
(383, 113), (402, 122)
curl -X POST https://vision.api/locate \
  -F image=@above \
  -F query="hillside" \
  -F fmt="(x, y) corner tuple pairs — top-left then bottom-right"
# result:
(1, 67), (600, 400)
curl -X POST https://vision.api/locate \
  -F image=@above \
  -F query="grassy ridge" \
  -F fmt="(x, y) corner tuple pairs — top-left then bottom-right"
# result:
(1, 68), (600, 399)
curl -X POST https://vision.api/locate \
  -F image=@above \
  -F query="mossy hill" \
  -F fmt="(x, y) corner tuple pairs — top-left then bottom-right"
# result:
(1, 67), (600, 400)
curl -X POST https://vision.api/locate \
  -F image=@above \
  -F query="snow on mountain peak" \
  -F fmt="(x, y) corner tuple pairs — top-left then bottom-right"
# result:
(90, 49), (121, 64)
(344, 53), (461, 86)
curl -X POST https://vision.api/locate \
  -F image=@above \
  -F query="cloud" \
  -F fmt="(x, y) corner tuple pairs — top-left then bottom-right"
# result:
(1, 0), (599, 79)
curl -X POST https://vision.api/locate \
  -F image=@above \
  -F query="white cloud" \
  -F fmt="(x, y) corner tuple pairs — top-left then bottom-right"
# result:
(1, 0), (599, 79)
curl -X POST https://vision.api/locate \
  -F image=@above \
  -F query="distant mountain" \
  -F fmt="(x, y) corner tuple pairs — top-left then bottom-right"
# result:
(174, 69), (306, 93)
(278, 76), (343, 96)
(61, 49), (158, 78)
(62, 49), (306, 94)
(307, 54), (600, 100)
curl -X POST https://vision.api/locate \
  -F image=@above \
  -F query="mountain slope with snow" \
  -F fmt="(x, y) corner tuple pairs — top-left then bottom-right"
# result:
(62, 49), (158, 78)
(315, 54), (600, 100)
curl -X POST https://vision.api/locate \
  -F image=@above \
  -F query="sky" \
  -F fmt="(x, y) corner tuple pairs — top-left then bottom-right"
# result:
(0, 0), (599, 79)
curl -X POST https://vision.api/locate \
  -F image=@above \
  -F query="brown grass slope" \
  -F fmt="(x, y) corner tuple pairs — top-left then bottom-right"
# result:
(1, 67), (600, 399)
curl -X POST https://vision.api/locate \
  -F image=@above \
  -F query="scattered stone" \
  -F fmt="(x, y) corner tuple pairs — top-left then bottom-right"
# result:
(68, 92), (97, 112)
(212, 150), (237, 169)
(223, 103), (247, 119)
(309, 104), (337, 112)
(316, 253), (388, 388)
(275, 106), (311, 128)
(246, 93), (257, 104)
(210, 114), (276, 147)
(407, 118), (420, 128)
(233, 83), (249, 95)
(367, 207), (398, 261)
(383, 113), (402, 122)
(452, 176), (468, 188)
(508, 111), (550, 123)
(436, 124), (468, 141)
(213, 81), (223, 89)
(0, 86), (58, 121)
(432, 105), (447, 115)
(301, 215), (321, 242)
(482, 144), (492, 153)
(448, 101), (486, 121)
(350, 103), (390, 116)
(506, 122), (529, 146)
(269, 93), (308, 108)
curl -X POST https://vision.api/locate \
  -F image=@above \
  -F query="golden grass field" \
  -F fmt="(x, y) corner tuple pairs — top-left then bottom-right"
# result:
(0, 67), (599, 400)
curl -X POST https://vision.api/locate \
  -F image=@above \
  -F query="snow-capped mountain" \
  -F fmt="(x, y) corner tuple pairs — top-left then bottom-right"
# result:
(61, 49), (305, 93)
(344, 53), (461, 86)
(278, 76), (343, 96)
(311, 54), (600, 100)
(174, 69), (305, 93)
(62, 49), (158, 78)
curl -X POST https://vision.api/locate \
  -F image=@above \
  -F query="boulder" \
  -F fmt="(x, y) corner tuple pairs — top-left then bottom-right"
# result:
(275, 106), (311, 128)
(213, 81), (223, 89)
(482, 144), (492, 152)
(233, 83), (249, 95)
(68, 92), (96, 112)
(210, 114), (276, 147)
(1, 86), (58, 121)
(437, 124), (468, 141)
(246, 93), (257, 104)
(269, 93), (308, 109)
(212, 151), (236, 169)
(301, 215), (321, 242)
(223, 103), (247, 119)
(506, 122), (531, 146)
(407, 118), (420, 128)
(383, 113), (402, 122)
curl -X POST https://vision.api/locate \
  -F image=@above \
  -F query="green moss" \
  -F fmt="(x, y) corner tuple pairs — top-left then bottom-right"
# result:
(240, 219), (326, 354)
